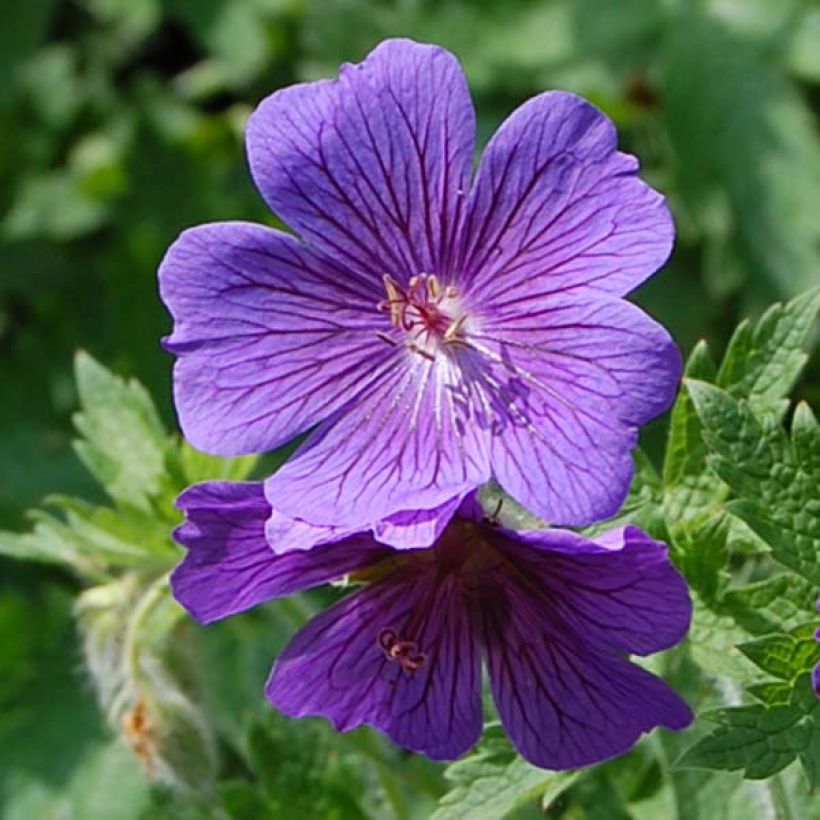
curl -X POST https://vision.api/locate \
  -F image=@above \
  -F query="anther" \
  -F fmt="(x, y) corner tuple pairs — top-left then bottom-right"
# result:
(377, 628), (427, 673)
(443, 314), (467, 342)
(406, 342), (435, 362)
(376, 332), (398, 347)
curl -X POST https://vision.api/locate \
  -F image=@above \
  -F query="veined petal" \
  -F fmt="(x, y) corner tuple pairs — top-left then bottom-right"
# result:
(159, 222), (394, 456)
(267, 565), (482, 760)
(480, 536), (692, 770)
(247, 38), (475, 284)
(457, 91), (673, 303)
(171, 482), (388, 623)
(265, 353), (490, 527)
(497, 525), (692, 655)
(265, 493), (465, 554)
(373, 493), (465, 550)
(470, 297), (681, 524)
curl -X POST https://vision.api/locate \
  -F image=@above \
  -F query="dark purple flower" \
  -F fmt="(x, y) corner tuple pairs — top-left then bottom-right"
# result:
(171, 482), (693, 768)
(159, 38), (681, 532)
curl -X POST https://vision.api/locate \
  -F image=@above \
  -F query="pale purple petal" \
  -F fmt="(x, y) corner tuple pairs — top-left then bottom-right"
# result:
(480, 528), (692, 769)
(171, 482), (388, 623)
(470, 297), (681, 524)
(265, 354), (490, 527)
(373, 493), (465, 549)
(266, 494), (465, 554)
(267, 564), (482, 760)
(456, 91), (673, 304)
(246, 38), (475, 284)
(159, 222), (396, 456)
(265, 509), (354, 555)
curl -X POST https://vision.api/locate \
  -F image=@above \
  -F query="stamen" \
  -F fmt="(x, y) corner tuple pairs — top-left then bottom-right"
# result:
(406, 342), (435, 362)
(486, 497), (504, 526)
(377, 628), (427, 673)
(381, 274), (404, 328)
(377, 273), (466, 351)
(443, 314), (467, 342)
(376, 332), (398, 347)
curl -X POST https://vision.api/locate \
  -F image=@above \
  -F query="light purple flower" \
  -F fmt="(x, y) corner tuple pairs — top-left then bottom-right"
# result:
(159, 38), (681, 531)
(171, 482), (693, 768)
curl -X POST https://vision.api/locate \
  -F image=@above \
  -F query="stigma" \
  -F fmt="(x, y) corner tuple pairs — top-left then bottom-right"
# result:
(377, 273), (467, 359)
(378, 628), (427, 673)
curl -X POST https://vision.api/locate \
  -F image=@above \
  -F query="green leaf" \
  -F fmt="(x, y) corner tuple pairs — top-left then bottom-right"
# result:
(433, 726), (581, 819)
(246, 713), (370, 820)
(176, 441), (258, 485)
(72, 351), (169, 510)
(669, 512), (729, 604)
(738, 624), (820, 684)
(686, 381), (820, 584)
(663, 339), (718, 491)
(686, 597), (757, 685)
(716, 289), (820, 418)
(676, 687), (819, 784)
(723, 573), (818, 636)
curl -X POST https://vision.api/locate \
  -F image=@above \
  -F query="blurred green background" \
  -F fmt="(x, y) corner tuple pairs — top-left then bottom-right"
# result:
(1, 0), (818, 817)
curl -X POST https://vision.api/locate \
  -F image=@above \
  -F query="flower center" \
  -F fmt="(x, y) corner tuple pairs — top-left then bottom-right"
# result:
(377, 273), (467, 360)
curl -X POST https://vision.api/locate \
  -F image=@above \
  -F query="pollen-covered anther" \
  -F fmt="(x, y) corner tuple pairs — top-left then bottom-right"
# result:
(378, 627), (427, 672)
(443, 314), (467, 342)
(376, 273), (466, 355)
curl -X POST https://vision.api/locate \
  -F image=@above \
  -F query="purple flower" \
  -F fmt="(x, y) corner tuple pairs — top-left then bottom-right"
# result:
(813, 596), (820, 699)
(171, 483), (693, 768)
(159, 39), (681, 532)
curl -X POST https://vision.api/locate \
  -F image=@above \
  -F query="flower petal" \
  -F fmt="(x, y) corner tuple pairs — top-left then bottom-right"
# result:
(457, 91), (673, 303)
(267, 567), (482, 760)
(470, 297), (681, 524)
(171, 482), (388, 623)
(480, 532), (692, 769)
(498, 525), (692, 655)
(159, 221), (395, 456)
(265, 353), (490, 527)
(247, 38), (475, 284)
(373, 493), (465, 550)
(265, 493), (465, 554)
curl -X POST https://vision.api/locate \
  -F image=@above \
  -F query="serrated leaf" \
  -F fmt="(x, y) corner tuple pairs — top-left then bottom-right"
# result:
(72, 351), (169, 510)
(176, 441), (258, 485)
(687, 382), (820, 584)
(669, 512), (729, 604)
(738, 624), (820, 683)
(676, 695), (817, 781)
(663, 339), (718, 491)
(687, 597), (757, 685)
(716, 289), (820, 418)
(433, 726), (580, 820)
(747, 682), (793, 707)
(723, 574), (817, 636)
(0, 493), (176, 577)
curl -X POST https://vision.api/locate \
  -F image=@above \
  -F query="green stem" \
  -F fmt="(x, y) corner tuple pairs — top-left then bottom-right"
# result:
(122, 571), (171, 687)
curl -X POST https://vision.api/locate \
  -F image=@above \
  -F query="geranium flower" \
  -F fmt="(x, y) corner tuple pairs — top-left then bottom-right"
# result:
(159, 38), (680, 531)
(172, 483), (692, 768)
(813, 596), (819, 698)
